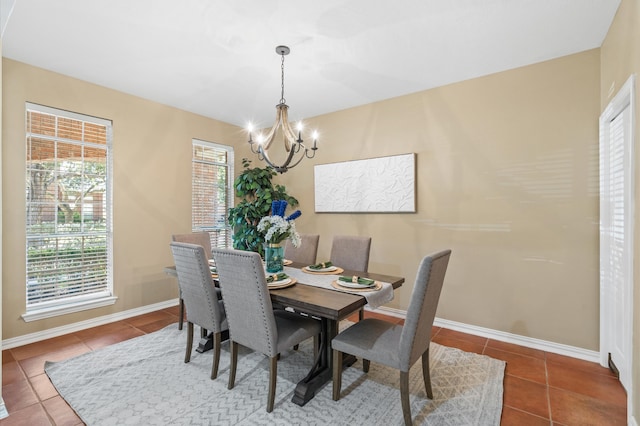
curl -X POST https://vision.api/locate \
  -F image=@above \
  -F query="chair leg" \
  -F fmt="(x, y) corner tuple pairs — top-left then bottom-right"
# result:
(201, 327), (208, 339)
(400, 371), (412, 426)
(211, 332), (222, 380)
(332, 350), (343, 401)
(178, 299), (185, 330)
(184, 322), (193, 363)
(267, 356), (277, 413)
(362, 358), (370, 373)
(228, 341), (238, 390)
(421, 348), (433, 399)
(358, 308), (364, 321)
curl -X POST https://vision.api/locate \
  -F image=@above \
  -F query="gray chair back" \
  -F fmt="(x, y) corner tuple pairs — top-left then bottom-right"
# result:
(399, 249), (451, 370)
(212, 248), (279, 357)
(172, 232), (213, 260)
(330, 235), (372, 272)
(170, 242), (226, 333)
(284, 234), (320, 265)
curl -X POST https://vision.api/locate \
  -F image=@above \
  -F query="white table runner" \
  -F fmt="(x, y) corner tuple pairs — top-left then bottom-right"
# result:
(282, 267), (393, 309)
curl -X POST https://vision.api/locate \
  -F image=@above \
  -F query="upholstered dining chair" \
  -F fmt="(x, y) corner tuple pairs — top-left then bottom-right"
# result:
(284, 234), (320, 265)
(330, 235), (372, 320)
(171, 232), (218, 330)
(211, 248), (321, 413)
(331, 249), (452, 426)
(170, 242), (228, 380)
(329, 235), (372, 272)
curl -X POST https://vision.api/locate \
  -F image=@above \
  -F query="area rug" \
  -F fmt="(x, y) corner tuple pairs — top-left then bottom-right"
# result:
(45, 323), (505, 425)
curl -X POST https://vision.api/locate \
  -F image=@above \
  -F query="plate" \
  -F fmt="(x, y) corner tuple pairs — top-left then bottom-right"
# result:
(336, 279), (376, 289)
(207, 259), (216, 265)
(305, 265), (337, 272)
(267, 278), (296, 289)
(283, 259), (293, 266)
(302, 266), (344, 275)
(331, 280), (381, 292)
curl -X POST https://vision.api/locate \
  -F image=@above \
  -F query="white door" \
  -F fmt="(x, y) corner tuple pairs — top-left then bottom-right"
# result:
(599, 75), (634, 394)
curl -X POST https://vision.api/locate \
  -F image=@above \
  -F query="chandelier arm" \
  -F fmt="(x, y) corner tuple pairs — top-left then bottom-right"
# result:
(260, 106), (284, 150)
(304, 147), (317, 159)
(279, 106), (298, 152)
(260, 142), (299, 173)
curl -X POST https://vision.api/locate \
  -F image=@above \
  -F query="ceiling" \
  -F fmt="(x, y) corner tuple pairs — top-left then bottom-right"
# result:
(1, 0), (621, 128)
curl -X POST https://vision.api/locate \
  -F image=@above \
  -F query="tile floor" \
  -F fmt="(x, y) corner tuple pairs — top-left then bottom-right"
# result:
(0, 306), (628, 425)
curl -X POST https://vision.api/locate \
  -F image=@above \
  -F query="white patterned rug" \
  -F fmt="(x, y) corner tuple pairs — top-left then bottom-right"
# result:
(45, 323), (505, 425)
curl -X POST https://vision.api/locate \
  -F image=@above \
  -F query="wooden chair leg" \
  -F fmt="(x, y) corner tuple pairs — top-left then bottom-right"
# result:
(184, 322), (193, 363)
(211, 332), (222, 380)
(421, 348), (433, 399)
(228, 341), (238, 390)
(267, 356), (277, 413)
(332, 350), (343, 401)
(358, 308), (364, 321)
(400, 371), (412, 426)
(201, 327), (208, 339)
(178, 299), (185, 330)
(362, 358), (370, 373)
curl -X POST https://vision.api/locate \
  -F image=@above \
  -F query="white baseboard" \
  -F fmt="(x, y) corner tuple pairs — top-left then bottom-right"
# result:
(373, 306), (600, 363)
(1, 299), (179, 350)
(3, 300), (602, 363)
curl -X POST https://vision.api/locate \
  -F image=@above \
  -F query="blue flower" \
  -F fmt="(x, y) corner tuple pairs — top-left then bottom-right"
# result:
(286, 210), (301, 221)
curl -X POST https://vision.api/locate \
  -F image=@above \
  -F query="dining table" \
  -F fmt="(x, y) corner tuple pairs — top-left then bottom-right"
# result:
(164, 260), (404, 406)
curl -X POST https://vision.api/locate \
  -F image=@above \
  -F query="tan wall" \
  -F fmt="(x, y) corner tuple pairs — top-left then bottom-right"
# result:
(277, 49), (601, 350)
(2, 58), (245, 339)
(600, 0), (640, 420)
(3, 50), (602, 353)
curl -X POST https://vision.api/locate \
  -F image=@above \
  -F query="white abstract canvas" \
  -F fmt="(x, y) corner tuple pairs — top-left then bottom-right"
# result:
(314, 153), (416, 212)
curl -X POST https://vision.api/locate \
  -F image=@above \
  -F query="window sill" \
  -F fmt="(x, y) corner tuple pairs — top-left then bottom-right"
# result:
(22, 296), (118, 322)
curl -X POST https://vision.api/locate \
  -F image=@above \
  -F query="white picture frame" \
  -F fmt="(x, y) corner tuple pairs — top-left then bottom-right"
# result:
(314, 153), (416, 213)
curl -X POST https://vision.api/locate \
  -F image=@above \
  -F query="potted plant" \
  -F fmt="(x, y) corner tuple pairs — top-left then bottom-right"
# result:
(227, 158), (298, 257)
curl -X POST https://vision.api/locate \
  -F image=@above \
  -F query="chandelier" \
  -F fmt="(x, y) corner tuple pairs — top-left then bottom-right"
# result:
(247, 45), (318, 174)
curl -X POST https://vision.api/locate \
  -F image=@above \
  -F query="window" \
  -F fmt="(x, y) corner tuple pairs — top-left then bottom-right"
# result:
(24, 103), (114, 321)
(192, 139), (234, 248)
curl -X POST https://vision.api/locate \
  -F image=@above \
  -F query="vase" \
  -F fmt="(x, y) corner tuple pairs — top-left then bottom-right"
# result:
(265, 243), (284, 273)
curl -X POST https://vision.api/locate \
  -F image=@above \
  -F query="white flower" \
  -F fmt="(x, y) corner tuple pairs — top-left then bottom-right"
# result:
(257, 215), (301, 247)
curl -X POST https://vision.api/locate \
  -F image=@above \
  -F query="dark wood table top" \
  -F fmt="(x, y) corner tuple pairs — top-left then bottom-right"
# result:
(268, 261), (404, 321)
(165, 261), (404, 322)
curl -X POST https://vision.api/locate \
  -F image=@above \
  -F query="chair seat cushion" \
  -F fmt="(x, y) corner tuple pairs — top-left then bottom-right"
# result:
(332, 319), (403, 370)
(273, 310), (321, 353)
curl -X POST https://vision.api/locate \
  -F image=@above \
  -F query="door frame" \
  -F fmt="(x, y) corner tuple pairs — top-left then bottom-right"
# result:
(599, 74), (635, 405)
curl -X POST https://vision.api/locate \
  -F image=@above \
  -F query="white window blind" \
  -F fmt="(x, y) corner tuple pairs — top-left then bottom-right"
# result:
(192, 140), (234, 248)
(25, 103), (113, 314)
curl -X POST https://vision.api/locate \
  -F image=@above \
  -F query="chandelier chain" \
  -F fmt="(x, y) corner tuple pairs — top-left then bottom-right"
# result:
(280, 52), (286, 104)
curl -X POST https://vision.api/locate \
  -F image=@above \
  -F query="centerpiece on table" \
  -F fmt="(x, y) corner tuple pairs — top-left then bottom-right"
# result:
(257, 200), (302, 273)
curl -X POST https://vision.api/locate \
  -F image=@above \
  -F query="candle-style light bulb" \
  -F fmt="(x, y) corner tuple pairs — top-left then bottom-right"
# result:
(247, 123), (254, 142)
(296, 122), (303, 142)
(312, 131), (318, 149)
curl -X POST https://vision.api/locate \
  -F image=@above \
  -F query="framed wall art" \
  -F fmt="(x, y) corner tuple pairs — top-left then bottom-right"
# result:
(314, 153), (416, 213)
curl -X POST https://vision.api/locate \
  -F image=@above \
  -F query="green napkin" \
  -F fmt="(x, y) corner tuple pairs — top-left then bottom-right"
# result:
(209, 266), (217, 273)
(266, 273), (288, 283)
(308, 261), (333, 270)
(338, 275), (375, 286)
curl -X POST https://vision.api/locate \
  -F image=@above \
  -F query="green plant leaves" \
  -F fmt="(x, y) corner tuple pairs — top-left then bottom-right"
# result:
(227, 159), (298, 257)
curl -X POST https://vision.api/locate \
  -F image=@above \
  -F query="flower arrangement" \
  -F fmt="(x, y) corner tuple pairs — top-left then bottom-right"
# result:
(257, 200), (302, 247)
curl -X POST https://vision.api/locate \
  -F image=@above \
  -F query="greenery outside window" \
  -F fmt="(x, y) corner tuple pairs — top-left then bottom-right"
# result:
(192, 139), (234, 248)
(23, 103), (115, 321)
